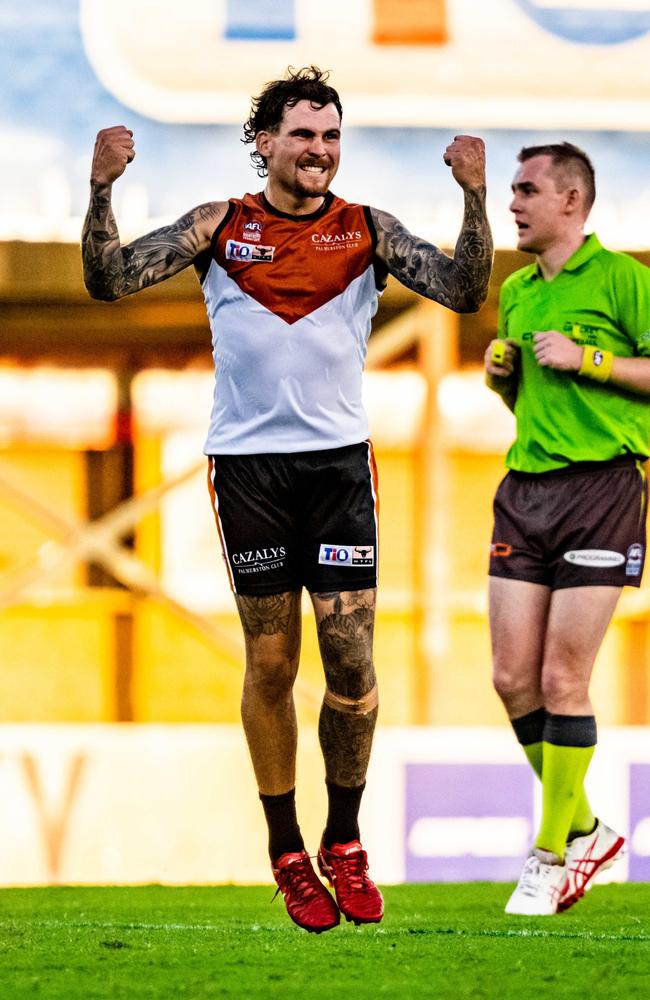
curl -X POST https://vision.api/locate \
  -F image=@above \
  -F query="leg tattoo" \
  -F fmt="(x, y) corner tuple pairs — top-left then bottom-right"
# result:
(236, 592), (297, 640)
(236, 591), (302, 795)
(314, 591), (378, 787)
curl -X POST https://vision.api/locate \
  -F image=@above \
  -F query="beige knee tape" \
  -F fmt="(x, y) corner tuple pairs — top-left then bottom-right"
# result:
(324, 683), (378, 716)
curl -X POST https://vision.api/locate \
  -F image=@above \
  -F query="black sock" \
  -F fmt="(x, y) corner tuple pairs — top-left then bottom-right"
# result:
(510, 707), (546, 746)
(259, 789), (304, 864)
(543, 712), (597, 747)
(322, 779), (366, 848)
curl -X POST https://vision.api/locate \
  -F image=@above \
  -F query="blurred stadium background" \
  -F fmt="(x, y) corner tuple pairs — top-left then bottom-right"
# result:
(2, 0), (650, 888)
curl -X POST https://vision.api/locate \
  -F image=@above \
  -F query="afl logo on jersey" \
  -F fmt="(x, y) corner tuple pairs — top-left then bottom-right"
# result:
(226, 240), (275, 262)
(243, 221), (263, 243)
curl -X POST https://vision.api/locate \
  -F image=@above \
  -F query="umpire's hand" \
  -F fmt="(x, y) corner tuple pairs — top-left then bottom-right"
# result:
(533, 331), (583, 372)
(485, 338), (519, 377)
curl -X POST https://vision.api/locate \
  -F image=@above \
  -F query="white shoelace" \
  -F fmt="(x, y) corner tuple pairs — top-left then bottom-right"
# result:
(518, 856), (556, 896)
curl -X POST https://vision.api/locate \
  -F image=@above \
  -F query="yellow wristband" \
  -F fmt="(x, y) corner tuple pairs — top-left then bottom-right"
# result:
(579, 345), (613, 382)
(491, 341), (506, 366)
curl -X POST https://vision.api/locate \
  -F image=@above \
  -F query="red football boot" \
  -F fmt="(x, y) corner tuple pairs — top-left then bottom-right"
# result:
(317, 840), (384, 925)
(272, 850), (340, 933)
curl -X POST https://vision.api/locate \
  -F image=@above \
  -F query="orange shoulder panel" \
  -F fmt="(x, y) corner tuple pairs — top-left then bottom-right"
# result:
(215, 195), (376, 324)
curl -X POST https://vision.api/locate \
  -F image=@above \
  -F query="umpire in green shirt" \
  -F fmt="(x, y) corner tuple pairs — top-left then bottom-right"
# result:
(485, 142), (650, 916)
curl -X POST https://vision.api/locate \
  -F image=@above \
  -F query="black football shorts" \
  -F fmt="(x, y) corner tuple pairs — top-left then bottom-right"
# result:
(489, 457), (647, 590)
(207, 442), (379, 595)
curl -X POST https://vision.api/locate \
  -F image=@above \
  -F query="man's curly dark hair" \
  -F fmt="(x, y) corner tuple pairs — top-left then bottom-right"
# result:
(242, 66), (343, 177)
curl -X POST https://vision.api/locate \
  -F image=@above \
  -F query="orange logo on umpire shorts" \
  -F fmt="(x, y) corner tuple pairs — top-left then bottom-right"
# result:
(491, 542), (513, 557)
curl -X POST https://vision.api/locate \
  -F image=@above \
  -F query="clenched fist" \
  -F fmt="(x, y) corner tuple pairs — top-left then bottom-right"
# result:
(91, 126), (135, 187)
(443, 135), (486, 192)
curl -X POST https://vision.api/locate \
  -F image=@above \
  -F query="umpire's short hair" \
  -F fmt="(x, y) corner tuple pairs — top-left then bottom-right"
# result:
(518, 142), (596, 213)
(242, 66), (343, 177)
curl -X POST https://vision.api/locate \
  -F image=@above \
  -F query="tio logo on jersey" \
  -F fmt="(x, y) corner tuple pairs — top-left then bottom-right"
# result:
(226, 240), (275, 262)
(319, 544), (374, 566)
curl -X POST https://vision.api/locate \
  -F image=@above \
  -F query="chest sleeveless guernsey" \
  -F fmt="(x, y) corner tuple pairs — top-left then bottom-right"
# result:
(201, 191), (385, 455)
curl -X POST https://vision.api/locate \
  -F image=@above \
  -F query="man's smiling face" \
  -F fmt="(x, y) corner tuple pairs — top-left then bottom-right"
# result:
(257, 100), (341, 204)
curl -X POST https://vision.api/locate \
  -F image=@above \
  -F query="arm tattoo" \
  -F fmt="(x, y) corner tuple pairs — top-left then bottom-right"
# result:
(371, 188), (493, 312)
(81, 186), (222, 300)
(235, 593), (296, 640)
(316, 591), (378, 786)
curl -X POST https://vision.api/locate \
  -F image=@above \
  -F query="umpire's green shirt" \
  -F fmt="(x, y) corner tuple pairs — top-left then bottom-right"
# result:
(498, 234), (650, 472)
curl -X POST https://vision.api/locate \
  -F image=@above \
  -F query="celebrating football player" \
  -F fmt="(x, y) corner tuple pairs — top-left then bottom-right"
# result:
(83, 66), (492, 931)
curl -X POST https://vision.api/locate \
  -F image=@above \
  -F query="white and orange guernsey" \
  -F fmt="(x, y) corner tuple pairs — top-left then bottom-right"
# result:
(201, 191), (385, 455)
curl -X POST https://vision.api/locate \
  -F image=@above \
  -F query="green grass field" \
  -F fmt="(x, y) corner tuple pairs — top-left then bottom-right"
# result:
(1, 883), (649, 1000)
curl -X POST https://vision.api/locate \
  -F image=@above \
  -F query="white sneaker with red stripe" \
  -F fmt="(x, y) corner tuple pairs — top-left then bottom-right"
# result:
(505, 851), (569, 915)
(559, 820), (626, 912)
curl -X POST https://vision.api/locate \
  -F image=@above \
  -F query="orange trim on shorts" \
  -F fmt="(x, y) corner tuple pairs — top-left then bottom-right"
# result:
(366, 439), (380, 581)
(206, 457), (236, 592)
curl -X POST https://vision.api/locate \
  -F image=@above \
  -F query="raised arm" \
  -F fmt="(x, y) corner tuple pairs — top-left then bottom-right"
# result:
(81, 126), (226, 301)
(370, 135), (493, 313)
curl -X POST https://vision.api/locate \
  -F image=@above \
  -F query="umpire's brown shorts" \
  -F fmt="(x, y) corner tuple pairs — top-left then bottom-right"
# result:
(489, 457), (647, 590)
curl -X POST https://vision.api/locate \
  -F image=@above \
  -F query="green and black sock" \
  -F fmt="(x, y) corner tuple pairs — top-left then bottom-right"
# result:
(511, 708), (596, 842)
(535, 713), (597, 860)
